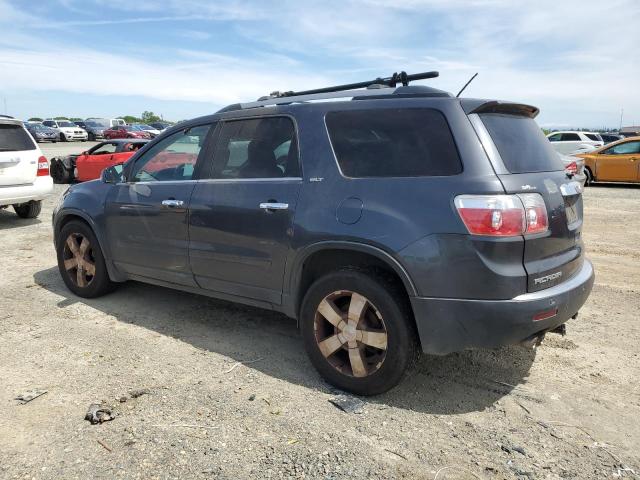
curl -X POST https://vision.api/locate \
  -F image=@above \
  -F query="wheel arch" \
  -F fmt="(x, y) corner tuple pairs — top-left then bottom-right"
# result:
(54, 209), (126, 282)
(287, 241), (418, 319)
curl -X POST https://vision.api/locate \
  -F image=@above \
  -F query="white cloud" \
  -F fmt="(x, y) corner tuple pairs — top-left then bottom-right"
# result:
(1, 0), (639, 126)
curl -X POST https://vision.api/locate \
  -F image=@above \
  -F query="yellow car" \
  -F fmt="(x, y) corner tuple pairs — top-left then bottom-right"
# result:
(577, 136), (640, 184)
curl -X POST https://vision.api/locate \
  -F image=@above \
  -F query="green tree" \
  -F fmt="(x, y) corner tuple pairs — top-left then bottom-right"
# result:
(121, 115), (141, 124)
(54, 116), (69, 120)
(141, 111), (161, 124)
(28, 117), (43, 122)
(69, 117), (83, 121)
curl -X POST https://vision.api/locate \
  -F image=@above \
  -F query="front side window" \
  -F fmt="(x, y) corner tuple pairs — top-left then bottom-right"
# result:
(604, 141), (640, 155)
(585, 133), (601, 142)
(548, 133), (562, 142)
(210, 117), (299, 179)
(130, 124), (211, 182)
(91, 143), (118, 155)
(326, 108), (462, 178)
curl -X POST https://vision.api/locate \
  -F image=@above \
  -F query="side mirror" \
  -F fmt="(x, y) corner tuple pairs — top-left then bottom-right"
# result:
(101, 164), (124, 184)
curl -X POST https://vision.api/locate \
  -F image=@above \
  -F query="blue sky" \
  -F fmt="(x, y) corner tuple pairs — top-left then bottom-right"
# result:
(1, 0), (639, 128)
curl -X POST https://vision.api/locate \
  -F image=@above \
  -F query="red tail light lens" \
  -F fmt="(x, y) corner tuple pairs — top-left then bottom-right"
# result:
(564, 161), (578, 175)
(455, 193), (548, 237)
(36, 156), (49, 177)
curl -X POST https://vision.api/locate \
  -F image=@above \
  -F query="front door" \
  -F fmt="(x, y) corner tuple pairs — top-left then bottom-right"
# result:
(188, 116), (302, 304)
(104, 124), (213, 286)
(596, 140), (640, 181)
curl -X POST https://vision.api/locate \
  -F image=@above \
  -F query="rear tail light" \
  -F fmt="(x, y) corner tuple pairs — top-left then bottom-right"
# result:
(564, 161), (578, 176)
(455, 193), (548, 237)
(36, 156), (49, 177)
(519, 193), (549, 234)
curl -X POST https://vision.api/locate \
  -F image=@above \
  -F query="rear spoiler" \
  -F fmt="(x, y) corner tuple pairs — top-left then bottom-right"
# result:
(461, 100), (540, 118)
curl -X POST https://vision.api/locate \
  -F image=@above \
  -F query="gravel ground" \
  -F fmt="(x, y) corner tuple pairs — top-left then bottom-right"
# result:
(1, 148), (639, 479)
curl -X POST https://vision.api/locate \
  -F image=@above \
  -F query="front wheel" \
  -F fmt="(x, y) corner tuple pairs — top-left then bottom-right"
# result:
(50, 159), (71, 183)
(585, 167), (594, 186)
(59, 133), (66, 142)
(56, 220), (116, 298)
(300, 269), (418, 395)
(13, 200), (42, 218)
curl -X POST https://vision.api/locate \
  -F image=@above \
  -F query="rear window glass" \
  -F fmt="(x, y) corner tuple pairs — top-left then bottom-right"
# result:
(585, 133), (601, 141)
(0, 124), (36, 151)
(480, 114), (563, 173)
(326, 108), (462, 178)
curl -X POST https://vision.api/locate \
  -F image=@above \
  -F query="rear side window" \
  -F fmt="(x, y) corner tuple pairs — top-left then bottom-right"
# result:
(210, 117), (300, 179)
(561, 133), (580, 141)
(326, 108), (461, 178)
(0, 124), (36, 151)
(585, 133), (601, 141)
(480, 114), (563, 173)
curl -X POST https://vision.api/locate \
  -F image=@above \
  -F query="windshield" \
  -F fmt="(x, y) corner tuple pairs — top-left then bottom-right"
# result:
(136, 124), (154, 130)
(58, 121), (75, 127)
(480, 113), (563, 173)
(85, 121), (103, 128)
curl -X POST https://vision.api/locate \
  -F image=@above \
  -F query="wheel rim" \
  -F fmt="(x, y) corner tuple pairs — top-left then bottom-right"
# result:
(62, 233), (96, 288)
(313, 290), (388, 378)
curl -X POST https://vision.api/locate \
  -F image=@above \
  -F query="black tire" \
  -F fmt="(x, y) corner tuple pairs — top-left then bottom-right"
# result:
(50, 159), (71, 184)
(13, 200), (42, 219)
(56, 220), (116, 298)
(300, 269), (418, 395)
(88, 133), (95, 141)
(585, 167), (594, 186)
(59, 133), (66, 142)
(52, 140), (57, 143)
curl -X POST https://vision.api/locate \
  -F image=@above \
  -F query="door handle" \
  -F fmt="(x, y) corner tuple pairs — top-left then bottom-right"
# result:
(259, 202), (289, 211)
(161, 199), (184, 208)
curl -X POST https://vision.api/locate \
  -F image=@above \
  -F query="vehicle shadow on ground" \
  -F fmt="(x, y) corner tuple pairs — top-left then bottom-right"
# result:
(34, 266), (536, 415)
(0, 210), (41, 230)
(589, 182), (640, 189)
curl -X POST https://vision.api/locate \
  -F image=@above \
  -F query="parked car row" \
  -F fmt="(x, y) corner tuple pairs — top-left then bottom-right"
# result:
(23, 118), (172, 143)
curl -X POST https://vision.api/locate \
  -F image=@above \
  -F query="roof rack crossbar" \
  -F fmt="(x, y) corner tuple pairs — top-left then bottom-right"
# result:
(266, 70), (438, 99)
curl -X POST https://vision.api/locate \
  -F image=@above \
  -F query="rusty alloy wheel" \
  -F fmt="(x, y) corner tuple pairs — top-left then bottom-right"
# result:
(62, 233), (97, 288)
(313, 290), (388, 378)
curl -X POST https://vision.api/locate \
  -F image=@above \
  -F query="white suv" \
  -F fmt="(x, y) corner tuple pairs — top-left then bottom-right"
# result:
(42, 119), (88, 142)
(0, 116), (53, 218)
(546, 131), (604, 154)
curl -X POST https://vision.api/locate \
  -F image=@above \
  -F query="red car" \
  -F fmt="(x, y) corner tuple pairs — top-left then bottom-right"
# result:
(49, 139), (150, 183)
(103, 125), (152, 140)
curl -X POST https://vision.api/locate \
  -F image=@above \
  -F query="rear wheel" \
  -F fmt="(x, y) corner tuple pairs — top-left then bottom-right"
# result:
(88, 133), (95, 141)
(300, 269), (418, 395)
(13, 200), (42, 219)
(56, 220), (115, 298)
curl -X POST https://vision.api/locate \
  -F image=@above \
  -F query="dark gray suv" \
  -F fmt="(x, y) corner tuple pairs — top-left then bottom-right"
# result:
(52, 74), (594, 395)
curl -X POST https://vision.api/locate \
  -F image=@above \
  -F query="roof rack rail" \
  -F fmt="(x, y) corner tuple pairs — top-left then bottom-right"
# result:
(260, 70), (439, 100)
(0, 114), (15, 119)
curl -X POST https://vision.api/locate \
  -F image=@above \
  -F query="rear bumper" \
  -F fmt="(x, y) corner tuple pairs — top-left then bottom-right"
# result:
(0, 176), (54, 206)
(410, 259), (595, 355)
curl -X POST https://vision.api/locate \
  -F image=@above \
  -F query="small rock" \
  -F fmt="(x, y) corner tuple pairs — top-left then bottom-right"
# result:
(248, 394), (256, 401)
(85, 404), (115, 424)
(129, 389), (150, 399)
(328, 394), (365, 414)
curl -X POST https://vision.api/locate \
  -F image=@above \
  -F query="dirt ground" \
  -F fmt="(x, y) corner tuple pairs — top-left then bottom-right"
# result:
(1, 147), (639, 479)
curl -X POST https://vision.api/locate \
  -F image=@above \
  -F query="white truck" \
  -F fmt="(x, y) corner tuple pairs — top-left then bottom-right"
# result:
(0, 116), (53, 218)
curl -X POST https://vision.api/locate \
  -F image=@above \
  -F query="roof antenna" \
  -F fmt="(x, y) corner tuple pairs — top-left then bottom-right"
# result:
(456, 72), (478, 98)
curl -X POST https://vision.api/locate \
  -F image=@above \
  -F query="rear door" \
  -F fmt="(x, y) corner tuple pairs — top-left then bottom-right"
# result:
(0, 122), (39, 187)
(188, 116), (302, 304)
(477, 111), (584, 292)
(595, 140), (640, 182)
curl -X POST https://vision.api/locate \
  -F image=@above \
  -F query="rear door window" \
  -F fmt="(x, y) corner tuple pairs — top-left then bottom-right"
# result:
(480, 114), (563, 173)
(209, 117), (300, 179)
(585, 133), (601, 141)
(561, 133), (580, 141)
(0, 124), (36, 151)
(325, 108), (461, 178)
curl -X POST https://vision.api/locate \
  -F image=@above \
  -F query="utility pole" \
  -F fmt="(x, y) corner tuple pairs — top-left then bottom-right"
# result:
(619, 108), (624, 131)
